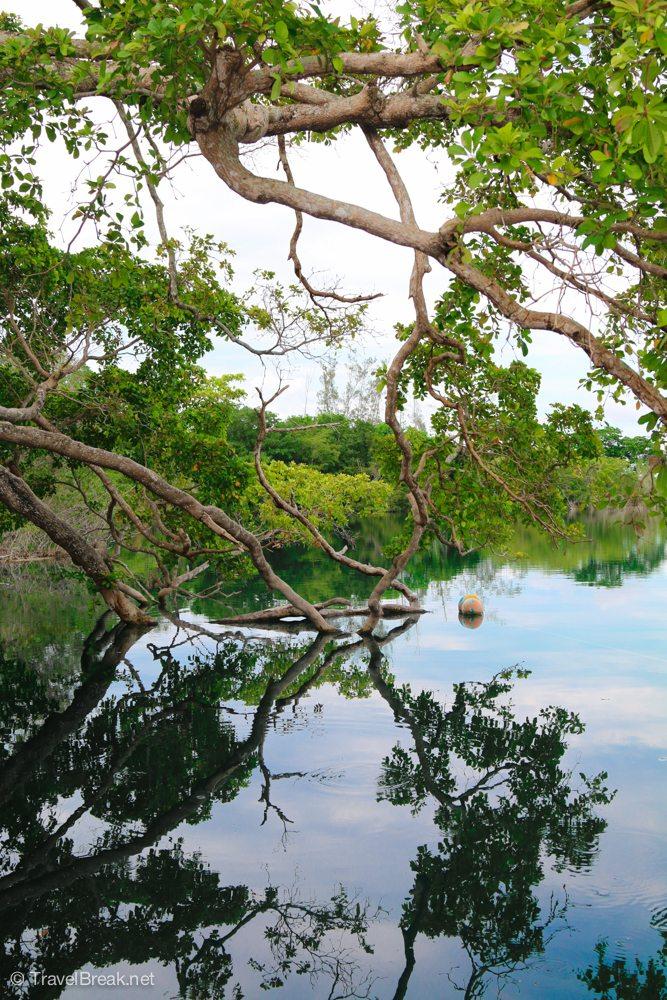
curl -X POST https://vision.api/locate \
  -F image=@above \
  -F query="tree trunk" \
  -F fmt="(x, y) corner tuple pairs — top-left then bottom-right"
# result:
(0, 424), (337, 632)
(0, 466), (154, 625)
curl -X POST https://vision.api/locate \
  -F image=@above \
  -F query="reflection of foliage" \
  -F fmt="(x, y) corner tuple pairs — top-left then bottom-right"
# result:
(0, 607), (625, 998)
(1, 841), (378, 1000)
(368, 651), (613, 997)
(250, 884), (378, 997)
(579, 941), (667, 999)
(512, 517), (666, 589)
(189, 513), (666, 622)
(1, 513), (661, 635)
(572, 544), (666, 588)
(0, 620), (381, 998)
(182, 634), (392, 708)
(0, 562), (98, 667)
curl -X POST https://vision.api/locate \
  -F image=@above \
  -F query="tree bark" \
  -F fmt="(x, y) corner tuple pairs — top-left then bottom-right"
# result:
(0, 466), (153, 625)
(0, 426), (338, 632)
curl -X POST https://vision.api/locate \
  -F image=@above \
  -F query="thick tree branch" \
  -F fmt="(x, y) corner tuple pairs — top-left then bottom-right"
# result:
(442, 253), (667, 422)
(0, 464), (152, 623)
(0, 422), (339, 631)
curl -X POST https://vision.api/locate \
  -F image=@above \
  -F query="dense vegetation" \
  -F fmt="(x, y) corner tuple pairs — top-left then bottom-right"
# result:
(0, 0), (664, 628)
(234, 406), (656, 518)
(1, 356), (651, 574)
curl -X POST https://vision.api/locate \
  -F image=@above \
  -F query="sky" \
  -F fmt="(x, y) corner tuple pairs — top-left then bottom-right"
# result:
(3, 0), (646, 432)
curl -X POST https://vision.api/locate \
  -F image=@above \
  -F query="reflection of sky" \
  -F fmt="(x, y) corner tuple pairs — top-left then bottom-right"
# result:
(53, 541), (667, 999)
(393, 555), (667, 994)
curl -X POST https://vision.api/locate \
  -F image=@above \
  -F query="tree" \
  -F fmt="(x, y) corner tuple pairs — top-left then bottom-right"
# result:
(0, 204), (383, 629)
(317, 353), (382, 423)
(0, 1), (664, 630)
(598, 425), (652, 463)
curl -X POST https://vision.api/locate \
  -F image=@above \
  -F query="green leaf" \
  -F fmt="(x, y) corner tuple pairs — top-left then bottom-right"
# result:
(274, 20), (289, 45)
(642, 121), (663, 163)
(270, 74), (282, 101)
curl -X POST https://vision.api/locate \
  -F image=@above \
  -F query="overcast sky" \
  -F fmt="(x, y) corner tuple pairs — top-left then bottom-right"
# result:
(4, 0), (645, 431)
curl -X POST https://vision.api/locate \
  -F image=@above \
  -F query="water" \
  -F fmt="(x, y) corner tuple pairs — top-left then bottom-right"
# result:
(0, 517), (665, 998)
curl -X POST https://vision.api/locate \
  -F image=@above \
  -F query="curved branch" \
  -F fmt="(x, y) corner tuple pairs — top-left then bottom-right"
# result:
(0, 422), (339, 632)
(196, 121), (666, 420)
(359, 128), (436, 634)
(0, 465), (152, 623)
(253, 386), (421, 610)
(195, 124), (440, 256)
(442, 253), (667, 421)
(445, 207), (667, 245)
(277, 136), (381, 307)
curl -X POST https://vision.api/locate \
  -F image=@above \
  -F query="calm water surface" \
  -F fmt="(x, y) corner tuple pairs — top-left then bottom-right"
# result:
(0, 518), (665, 998)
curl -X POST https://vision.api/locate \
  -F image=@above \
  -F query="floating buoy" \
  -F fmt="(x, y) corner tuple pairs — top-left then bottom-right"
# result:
(459, 611), (483, 629)
(458, 593), (484, 617)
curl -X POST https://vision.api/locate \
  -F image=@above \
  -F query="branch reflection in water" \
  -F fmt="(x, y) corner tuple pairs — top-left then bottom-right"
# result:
(0, 612), (617, 997)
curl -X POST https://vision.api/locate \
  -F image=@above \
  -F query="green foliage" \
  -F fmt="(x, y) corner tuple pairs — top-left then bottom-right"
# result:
(598, 425), (652, 463)
(580, 941), (667, 999)
(0, 208), (240, 367)
(0, 1), (664, 600)
(382, 279), (603, 551)
(228, 410), (383, 476)
(76, 367), (250, 507)
(557, 456), (639, 511)
(241, 458), (392, 545)
(395, 0), (666, 203)
(0, 205), (389, 586)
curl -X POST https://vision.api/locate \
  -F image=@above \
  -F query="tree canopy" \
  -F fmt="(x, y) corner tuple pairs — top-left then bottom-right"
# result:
(0, 0), (664, 629)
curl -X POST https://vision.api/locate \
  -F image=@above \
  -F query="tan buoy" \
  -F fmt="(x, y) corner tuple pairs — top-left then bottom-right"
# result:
(458, 593), (484, 622)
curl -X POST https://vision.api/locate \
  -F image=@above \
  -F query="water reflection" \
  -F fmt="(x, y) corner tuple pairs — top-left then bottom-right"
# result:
(0, 613), (617, 997)
(366, 641), (612, 997)
(0, 618), (385, 998)
(0, 517), (663, 641)
(580, 940), (667, 998)
(187, 515), (667, 620)
(458, 611), (484, 629)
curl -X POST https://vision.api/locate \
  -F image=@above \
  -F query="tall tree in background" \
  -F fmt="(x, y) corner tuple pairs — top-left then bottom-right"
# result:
(0, 0), (664, 628)
(317, 353), (381, 422)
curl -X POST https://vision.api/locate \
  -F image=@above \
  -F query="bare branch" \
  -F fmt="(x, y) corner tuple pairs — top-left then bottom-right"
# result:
(277, 136), (382, 307)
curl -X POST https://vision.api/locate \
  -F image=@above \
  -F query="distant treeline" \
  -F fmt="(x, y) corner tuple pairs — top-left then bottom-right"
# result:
(229, 406), (652, 513)
(228, 407), (386, 476)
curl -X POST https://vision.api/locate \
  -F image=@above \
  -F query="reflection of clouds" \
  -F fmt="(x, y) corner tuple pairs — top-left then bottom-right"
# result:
(410, 633), (472, 652)
(542, 826), (667, 923)
(593, 585), (667, 617)
(510, 681), (667, 750)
